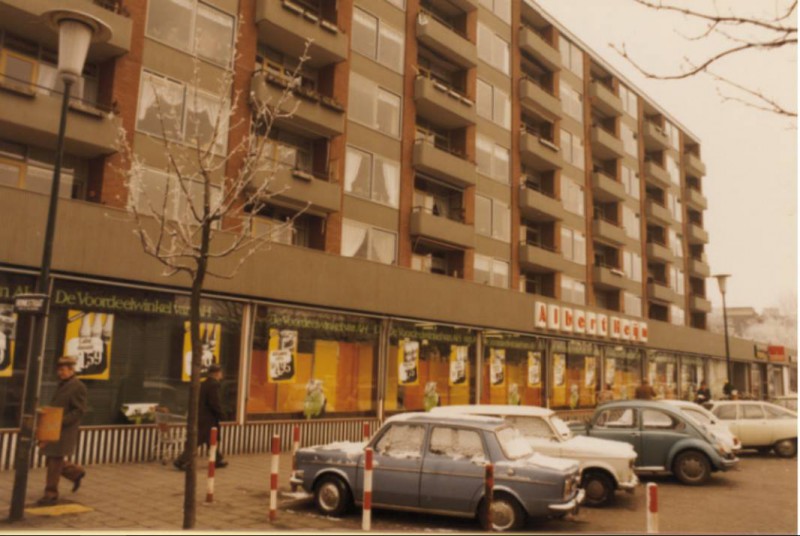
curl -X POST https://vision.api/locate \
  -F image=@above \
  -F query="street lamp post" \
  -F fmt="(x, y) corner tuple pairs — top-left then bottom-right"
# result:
(713, 274), (733, 394)
(8, 10), (110, 521)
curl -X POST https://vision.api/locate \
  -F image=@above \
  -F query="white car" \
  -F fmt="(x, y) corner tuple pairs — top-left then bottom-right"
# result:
(662, 400), (742, 452)
(704, 400), (797, 458)
(431, 404), (638, 506)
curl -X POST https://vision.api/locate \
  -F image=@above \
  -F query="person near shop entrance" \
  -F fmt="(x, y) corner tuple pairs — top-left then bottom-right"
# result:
(37, 356), (88, 506)
(635, 377), (657, 400)
(694, 381), (712, 404)
(174, 363), (228, 470)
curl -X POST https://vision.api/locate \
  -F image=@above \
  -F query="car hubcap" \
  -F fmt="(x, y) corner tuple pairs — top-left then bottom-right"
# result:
(491, 500), (514, 530)
(585, 479), (606, 502)
(319, 483), (340, 511)
(682, 456), (703, 479)
(776, 441), (795, 457)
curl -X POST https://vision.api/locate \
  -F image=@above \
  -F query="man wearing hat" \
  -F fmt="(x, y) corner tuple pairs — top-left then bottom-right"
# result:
(174, 363), (228, 470)
(37, 356), (88, 506)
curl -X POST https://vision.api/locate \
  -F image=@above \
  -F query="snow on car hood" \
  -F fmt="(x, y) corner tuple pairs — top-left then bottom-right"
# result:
(502, 452), (579, 473)
(560, 435), (637, 459)
(299, 441), (366, 460)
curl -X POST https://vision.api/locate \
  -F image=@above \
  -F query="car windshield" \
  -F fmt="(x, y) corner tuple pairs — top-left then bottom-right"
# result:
(683, 408), (713, 426)
(550, 416), (573, 439)
(496, 426), (534, 460)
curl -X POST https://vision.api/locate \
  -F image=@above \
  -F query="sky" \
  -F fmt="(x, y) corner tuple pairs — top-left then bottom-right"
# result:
(532, 0), (798, 313)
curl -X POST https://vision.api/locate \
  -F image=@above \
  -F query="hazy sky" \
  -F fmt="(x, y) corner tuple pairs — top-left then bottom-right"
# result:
(532, 0), (797, 312)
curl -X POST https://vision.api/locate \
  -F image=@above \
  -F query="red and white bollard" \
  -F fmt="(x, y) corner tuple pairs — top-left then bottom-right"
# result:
(291, 425), (301, 471)
(484, 463), (494, 532)
(362, 447), (373, 531)
(362, 422), (370, 442)
(646, 482), (658, 533)
(206, 427), (218, 503)
(269, 434), (280, 522)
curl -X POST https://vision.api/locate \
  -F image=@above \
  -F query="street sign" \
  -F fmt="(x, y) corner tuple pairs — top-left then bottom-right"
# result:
(13, 293), (49, 315)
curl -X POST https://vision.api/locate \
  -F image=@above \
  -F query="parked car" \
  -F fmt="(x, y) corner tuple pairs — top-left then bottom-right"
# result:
(769, 394), (797, 412)
(703, 400), (797, 458)
(572, 400), (739, 485)
(661, 400), (742, 452)
(430, 404), (638, 506)
(290, 412), (585, 531)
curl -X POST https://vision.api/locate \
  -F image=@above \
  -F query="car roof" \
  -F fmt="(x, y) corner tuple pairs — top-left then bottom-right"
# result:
(385, 411), (506, 430)
(596, 400), (685, 412)
(430, 404), (554, 418)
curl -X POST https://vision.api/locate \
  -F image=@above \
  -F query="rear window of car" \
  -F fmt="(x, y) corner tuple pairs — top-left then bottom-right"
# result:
(713, 404), (737, 420)
(594, 408), (636, 429)
(741, 405), (765, 419)
(764, 404), (795, 419)
(642, 410), (685, 431)
(506, 416), (554, 439)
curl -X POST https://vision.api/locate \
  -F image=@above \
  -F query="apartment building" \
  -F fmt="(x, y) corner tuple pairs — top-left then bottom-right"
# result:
(0, 0), (792, 468)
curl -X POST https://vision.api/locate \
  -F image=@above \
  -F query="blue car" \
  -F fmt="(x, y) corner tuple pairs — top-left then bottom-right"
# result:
(290, 413), (584, 531)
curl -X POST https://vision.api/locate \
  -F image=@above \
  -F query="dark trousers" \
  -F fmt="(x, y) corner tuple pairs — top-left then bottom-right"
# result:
(176, 429), (224, 466)
(44, 456), (84, 499)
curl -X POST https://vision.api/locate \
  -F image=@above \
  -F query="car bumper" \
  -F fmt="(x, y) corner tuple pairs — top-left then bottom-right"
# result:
(718, 456), (739, 471)
(289, 472), (305, 488)
(548, 489), (585, 514)
(617, 472), (639, 492)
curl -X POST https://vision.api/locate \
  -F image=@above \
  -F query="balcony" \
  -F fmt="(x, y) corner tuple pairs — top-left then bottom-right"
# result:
(593, 218), (627, 246)
(410, 209), (474, 249)
(687, 223), (709, 244)
(249, 166), (341, 216)
(645, 199), (673, 226)
(685, 188), (708, 210)
(688, 256), (711, 277)
(414, 76), (476, 129)
(520, 131), (562, 171)
(591, 126), (625, 160)
(648, 281), (681, 304)
(519, 243), (584, 279)
(646, 241), (675, 264)
(589, 81), (623, 117)
(644, 161), (671, 188)
(519, 26), (561, 72)
(255, 0), (347, 68)
(0, 0), (132, 61)
(643, 121), (671, 150)
(416, 13), (477, 69)
(519, 78), (561, 121)
(593, 172), (626, 202)
(689, 294), (712, 313)
(685, 152), (706, 177)
(594, 265), (639, 293)
(518, 186), (564, 222)
(250, 71), (345, 138)
(413, 140), (477, 189)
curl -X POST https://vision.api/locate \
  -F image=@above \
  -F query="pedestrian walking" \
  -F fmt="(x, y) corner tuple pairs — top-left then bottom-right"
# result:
(175, 363), (228, 470)
(635, 377), (657, 400)
(36, 356), (87, 506)
(694, 381), (712, 405)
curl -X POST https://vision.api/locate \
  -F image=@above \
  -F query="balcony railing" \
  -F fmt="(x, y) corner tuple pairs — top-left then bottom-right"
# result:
(261, 69), (345, 112)
(415, 131), (469, 162)
(0, 72), (112, 115)
(412, 204), (466, 224)
(520, 177), (556, 199)
(419, 7), (468, 40)
(281, 0), (341, 32)
(521, 238), (559, 253)
(415, 69), (473, 105)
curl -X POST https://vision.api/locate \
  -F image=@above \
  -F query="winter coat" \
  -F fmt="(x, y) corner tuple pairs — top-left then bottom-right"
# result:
(43, 375), (87, 457)
(198, 377), (224, 444)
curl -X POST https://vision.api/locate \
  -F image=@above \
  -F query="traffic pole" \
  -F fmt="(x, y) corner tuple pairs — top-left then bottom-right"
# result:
(362, 447), (373, 531)
(206, 427), (218, 503)
(646, 482), (658, 533)
(269, 434), (280, 522)
(484, 463), (494, 532)
(291, 425), (300, 472)
(362, 422), (370, 442)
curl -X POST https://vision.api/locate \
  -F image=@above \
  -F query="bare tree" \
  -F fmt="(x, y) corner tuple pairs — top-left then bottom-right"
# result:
(115, 27), (312, 529)
(613, 0), (797, 118)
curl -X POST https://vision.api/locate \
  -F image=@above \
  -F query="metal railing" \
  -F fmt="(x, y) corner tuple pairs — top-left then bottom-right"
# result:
(0, 72), (112, 114)
(520, 238), (558, 253)
(419, 6), (469, 40)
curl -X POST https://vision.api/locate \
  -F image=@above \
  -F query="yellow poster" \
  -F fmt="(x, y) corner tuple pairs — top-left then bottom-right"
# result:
(267, 328), (297, 383)
(527, 351), (541, 387)
(182, 322), (221, 382)
(64, 310), (113, 380)
(0, 306), (16, 378)
(551, 353), (566, 407)
(490, 348), (506, 387)
(398, 339), (419, 386)
(585, 356), (596, 388)
(448, 345), (468, 386)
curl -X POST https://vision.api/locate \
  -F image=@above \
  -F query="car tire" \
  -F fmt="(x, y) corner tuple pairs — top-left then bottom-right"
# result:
(582, 471), (615, 507)
(773, 439), (797, 458)
(313, 474), (352, 517)
(478, 493), (525, 532)
(672, 450), (711, 486)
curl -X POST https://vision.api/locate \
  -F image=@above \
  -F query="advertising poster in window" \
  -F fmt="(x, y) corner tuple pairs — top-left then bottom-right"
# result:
(648, 361), (657, 384)
(63, 310), (113, 380)
(605, 357), (616, 386)
(0, 305), (16, 378)
(398, 339), (419, 386)
(553, 353), (566, 387)
(490, 348), (506, 387)
(585, 356), (596, 387)
(267, 328), (297, 383)
(449, 345), (468, 386)
(527, 351), (541, 387)
(182, 322), (221, 382)
(666, 363), (675, 387)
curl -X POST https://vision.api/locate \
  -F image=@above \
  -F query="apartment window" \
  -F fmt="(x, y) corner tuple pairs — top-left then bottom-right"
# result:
(621, 165), (640, 199)
(624, 291), (643, 317)
(561, 275), (586, 306)
(621, 122), (637, 157)
(667, 192), (683, 223)
(477, 23), (510, 74)
(385, 0), (405, 8)
(670, 304), (685, 326)
(0, 139), (86, 199)
(146, 0), (234, 66)
(665, 120), (680, 149)
(560, 129), (585, 170)
(666, 154), (680, 185)
(561, 80), (583, 123)
(559, 38), (583, 78)
(668, 228), (684, 258)
(619, 84), (638, 118)
(349, 72), (401, 137)
(476, 135), (509, 183)
(475, 255), (509, 288)
(129, 166), (222, 227)
(476, 195), (510, 242)
(477, 79), (511, 128)
(345, 146), (400, 207)
(622, 205), (640, 240)
(352, 8), (404, 73)
(341, 219), (397, 265)
(479, 0), (511, 22)
(560, 175), (585, 216)
(561, 227), (586, 265)
(623, 250), (642, 282)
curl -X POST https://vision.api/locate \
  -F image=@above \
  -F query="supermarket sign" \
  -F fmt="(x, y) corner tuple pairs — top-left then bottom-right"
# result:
(534, 301), (648, 344)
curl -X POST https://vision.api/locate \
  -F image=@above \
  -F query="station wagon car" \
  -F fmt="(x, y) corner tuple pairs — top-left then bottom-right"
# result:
(431, 404), (638, 506)
(661, 400), (741, 452)
(290, 413), (585, 531)
(704, 400), (797, 458)
(574, 400), (739, 485)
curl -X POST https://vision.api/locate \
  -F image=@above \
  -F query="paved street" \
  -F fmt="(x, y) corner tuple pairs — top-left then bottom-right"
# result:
(0, 450), (795, 533)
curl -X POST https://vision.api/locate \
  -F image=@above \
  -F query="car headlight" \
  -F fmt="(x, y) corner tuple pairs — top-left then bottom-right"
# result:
(292, 469), (304, 480)
(563, 476), (574, 500)
(715, 441), (730, 456)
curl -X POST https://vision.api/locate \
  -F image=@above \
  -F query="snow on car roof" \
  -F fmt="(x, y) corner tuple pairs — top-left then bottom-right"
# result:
(385, 411), (505, 428)
(430, 404), (554, 418)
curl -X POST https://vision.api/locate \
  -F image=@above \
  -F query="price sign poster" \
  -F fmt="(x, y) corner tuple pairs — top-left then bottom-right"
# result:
(63, 310), (114, 380)
(398, 339), (419, 386)
(605, 357), (616, 386)
(449, 345), (468, 386)
(182, 322), (221, 382)
(268, 329), (298, 383)
(527, 351), (541, 387)
(490, 348), (506, 387)
(585, 356), (596, 388)
(0, 305), (16, 378)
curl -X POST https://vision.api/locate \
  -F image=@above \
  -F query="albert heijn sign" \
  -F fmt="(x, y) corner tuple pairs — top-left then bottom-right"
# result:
(534, 301), (648, 343)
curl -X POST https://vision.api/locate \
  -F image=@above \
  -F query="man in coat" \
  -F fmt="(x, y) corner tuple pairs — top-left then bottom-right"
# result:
(635, 377), (657, 400)
(174, 363), (227, 470)
(37, 356), (87, 506)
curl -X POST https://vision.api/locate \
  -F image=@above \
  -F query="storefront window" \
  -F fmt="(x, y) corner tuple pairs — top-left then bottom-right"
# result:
(481, 335), (546, 406)
(0, 271), (37, 428)
(549, 340), (599, 409)
(247, 306), (380, 419)
(602, 346), (642, 401)
(707, 358), (728, 399)
(680, 356), (705, 401)
(387, 321), (477, 412)
(647, 351), (678, 399)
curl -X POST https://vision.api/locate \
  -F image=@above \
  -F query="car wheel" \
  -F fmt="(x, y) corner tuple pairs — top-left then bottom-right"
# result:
(774, 439), (797, 458)
(479, 493), (525, 532)
(313, 474), (352, 517)
(582, 471), (615, 507)
(672, 450), (711, 486)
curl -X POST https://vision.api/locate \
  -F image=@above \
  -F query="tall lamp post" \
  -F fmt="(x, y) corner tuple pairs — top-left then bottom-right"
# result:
(713, 274), (733, 394)
(9, 10), (110, 521)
